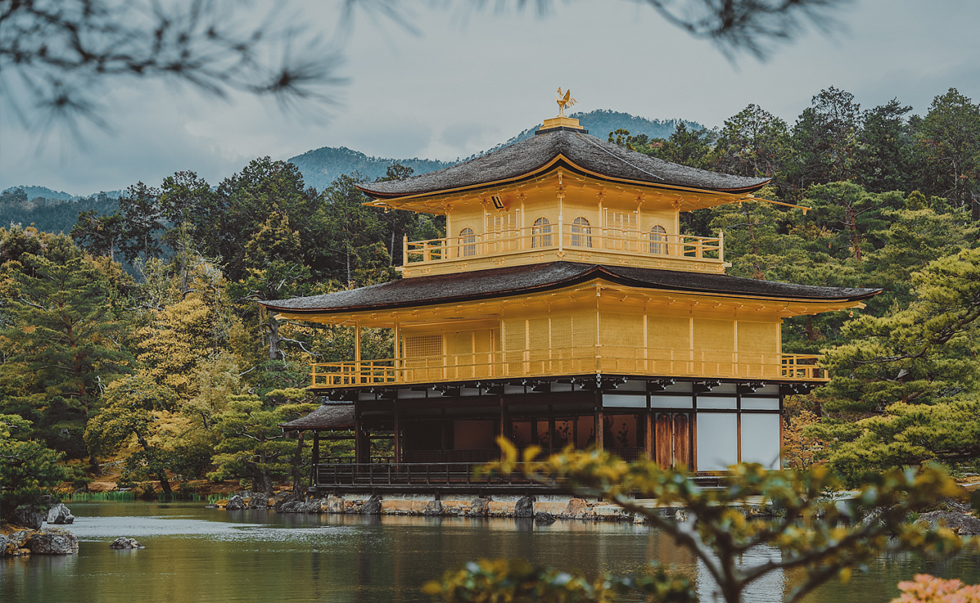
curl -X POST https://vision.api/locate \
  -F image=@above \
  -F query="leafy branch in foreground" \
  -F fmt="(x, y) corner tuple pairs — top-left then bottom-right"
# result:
(425, 558), (696, 603)
(426, 440), (969, 603)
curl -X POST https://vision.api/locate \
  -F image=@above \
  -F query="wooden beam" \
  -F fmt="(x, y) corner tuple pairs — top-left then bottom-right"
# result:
(311, 431), (320, 486)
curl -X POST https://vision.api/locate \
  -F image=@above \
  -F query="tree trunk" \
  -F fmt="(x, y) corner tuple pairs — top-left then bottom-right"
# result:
(258, 449), (274, 496)
(268, 316), (280, 361)
(847, 206), (863, 261)
(89, 454), (102, 477)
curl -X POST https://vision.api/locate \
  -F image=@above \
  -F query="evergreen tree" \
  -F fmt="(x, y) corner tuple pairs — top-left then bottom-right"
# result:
(208, 392), (316, 495)
(791, 87), (862, 190)
(0, 414), (80, 522)
(713, 104), (793, 189)
(645, 123), (718, 169)
(813, 249), (980, 481)
(0, 252), (131, 460)
(71, 210), (126, 262)
(915, 88), (980, 219)
(856, 99), (914, 193)
(117, 182), (165, 263)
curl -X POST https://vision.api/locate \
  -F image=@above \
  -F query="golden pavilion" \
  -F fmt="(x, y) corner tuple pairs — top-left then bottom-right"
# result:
(266, 105), (878, 493)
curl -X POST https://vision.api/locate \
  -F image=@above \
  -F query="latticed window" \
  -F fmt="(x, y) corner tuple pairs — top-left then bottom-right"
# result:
(459, 227), (476, 257)
(649, 225), (668, 255)
(403, 334), (443, 358)
(532, 217), (552, 248)
(570, 217), (592, 247)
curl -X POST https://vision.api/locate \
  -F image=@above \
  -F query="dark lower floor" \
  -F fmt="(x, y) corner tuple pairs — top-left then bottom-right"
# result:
(301, 376), (803, 494)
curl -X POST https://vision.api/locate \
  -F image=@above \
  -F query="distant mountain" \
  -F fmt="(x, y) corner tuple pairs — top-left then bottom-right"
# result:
(289, 110), (705, 190)
(288, 148), (453, 192)
(573, 110), (703, 142)
(1, 188), (120, 234)
(2, 185), (75, 202)
(1, 185), (125, 202)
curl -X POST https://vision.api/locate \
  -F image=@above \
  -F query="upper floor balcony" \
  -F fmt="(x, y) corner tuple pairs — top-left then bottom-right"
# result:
(399, 224), (726, 277)
(309, 348), (826, 390)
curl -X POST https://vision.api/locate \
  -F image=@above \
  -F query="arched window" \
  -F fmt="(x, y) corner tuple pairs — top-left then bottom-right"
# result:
(532, 217), (552, 248)
(649, 225), (668, 255)
(570, 216), (592, 248)
(459, 227), (476, 257)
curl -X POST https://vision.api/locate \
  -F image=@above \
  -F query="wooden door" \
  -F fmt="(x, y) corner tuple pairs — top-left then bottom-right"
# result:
(654, 413), (692, 469)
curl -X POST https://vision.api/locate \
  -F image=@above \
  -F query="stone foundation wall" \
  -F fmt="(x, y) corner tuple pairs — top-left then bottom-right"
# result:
(215, 492), (764, 523)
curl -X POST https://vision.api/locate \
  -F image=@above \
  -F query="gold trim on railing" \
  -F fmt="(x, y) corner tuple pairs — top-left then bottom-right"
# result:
(404, 227), (723, 266)
(309, 350), (827, 388)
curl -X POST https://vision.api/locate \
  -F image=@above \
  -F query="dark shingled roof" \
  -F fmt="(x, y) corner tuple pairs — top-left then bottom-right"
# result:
(260, 262), (880, 315)
(357, 129), (769, 199)
(279, 404), (354, 431)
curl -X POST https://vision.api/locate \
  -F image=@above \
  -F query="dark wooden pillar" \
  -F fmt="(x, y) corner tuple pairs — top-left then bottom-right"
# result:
(311, 431), (320, 485)
(499, 397), (507, 458)
(393, 403), (401, 465)
(644, 412), (653, 461)
(354, 410), (369, 464)
(594, 391), (604, 451)
(440, 409), (448, 463)
(548, 407), (556, 455)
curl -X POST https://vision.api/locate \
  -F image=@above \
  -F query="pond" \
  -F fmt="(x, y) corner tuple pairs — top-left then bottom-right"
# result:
(2, 502), (977, 602)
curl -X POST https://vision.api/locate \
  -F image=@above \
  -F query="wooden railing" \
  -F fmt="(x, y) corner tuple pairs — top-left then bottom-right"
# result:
(404, 226), (723, 266)
(310, 349), (827, 388)
(780, 355), (826, 381)
(312, 461), (725, 492)
(314, 462), (550, 491)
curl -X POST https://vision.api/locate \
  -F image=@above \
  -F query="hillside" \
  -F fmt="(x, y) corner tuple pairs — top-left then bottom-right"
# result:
(1, 185), (75, 202)
(287, 148), (453, 192)
(0, 188), (119, 234)
(288, 110), (703, 191)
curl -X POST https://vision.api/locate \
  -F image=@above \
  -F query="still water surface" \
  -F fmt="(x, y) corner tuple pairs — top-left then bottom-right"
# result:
(1, 502), (977, 603)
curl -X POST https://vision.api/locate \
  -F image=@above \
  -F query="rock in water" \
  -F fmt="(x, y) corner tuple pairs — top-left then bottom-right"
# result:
(361, 494), (383, 515)
(109, 537), (144, 549)
(916, 511), (980, 535)
(274, 493), (302, 511)
(467, 497), (491, 517)
(534, 512), (556, 525)
(28, 530), (79, 555)
(514, 496), (535, 518)
(225, 495), (245, 511)
(422, 500), (443, 516)
(12, 506), (44, 530)
(247, 493), (269, 509)
(46, 503), (75, 525)
(0, 534), (16, 557)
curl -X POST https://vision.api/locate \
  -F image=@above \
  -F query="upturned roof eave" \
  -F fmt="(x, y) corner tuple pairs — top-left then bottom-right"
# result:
(258, 264), (881, 317)
(357, 154), (770, 206)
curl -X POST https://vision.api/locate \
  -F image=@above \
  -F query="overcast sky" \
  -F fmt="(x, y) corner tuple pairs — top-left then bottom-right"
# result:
(2, 0), (979, 196)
